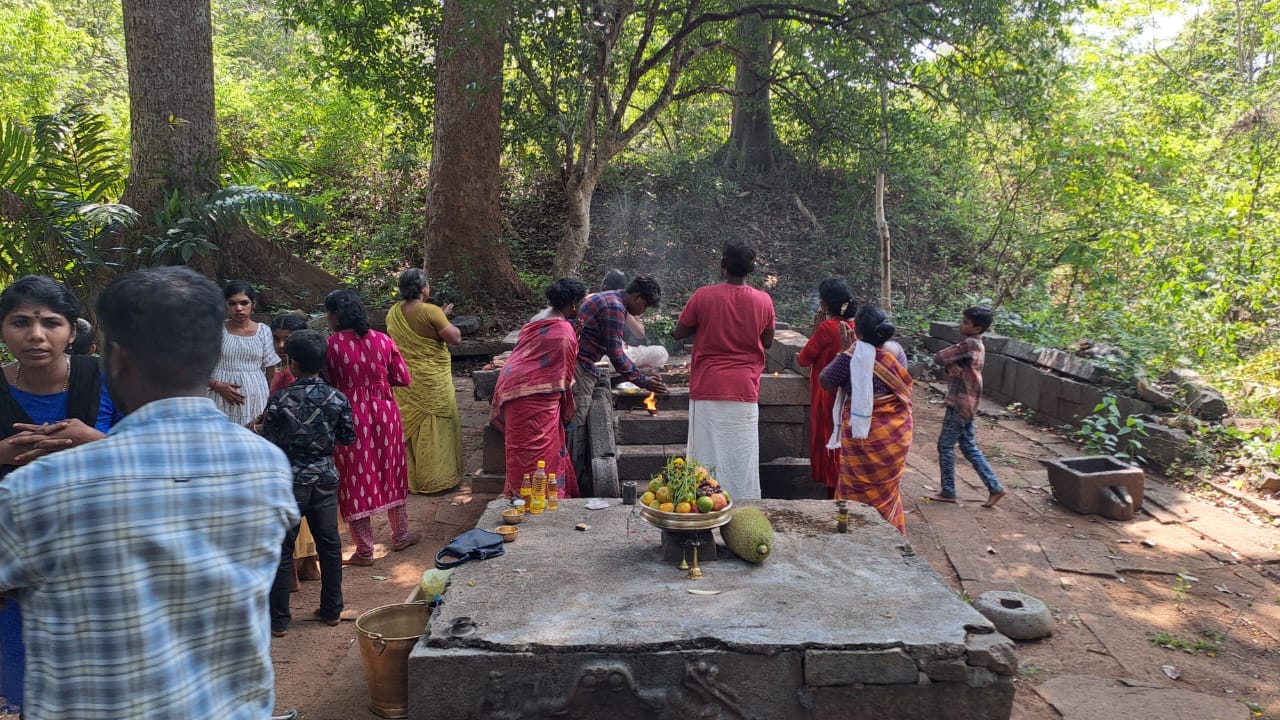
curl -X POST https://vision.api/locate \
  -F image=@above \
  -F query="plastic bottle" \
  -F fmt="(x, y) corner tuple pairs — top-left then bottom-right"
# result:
(836, 499), (849, 534)
(546, 473), (559, 511)
(530, 461), (547, 514)
(519, 473), (532, 506)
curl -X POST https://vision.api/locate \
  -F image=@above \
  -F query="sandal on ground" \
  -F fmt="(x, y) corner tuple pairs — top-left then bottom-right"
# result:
(342, 554), (374, 567)
(313, 610), (341, 627)
(981, 490), (1007, 508)
(271, 629), (287, 638)
(930, 493), (958, 503)
(392, 531), (422, 552)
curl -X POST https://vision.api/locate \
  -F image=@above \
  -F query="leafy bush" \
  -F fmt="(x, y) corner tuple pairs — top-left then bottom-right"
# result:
(1070, 396), (1148, 464)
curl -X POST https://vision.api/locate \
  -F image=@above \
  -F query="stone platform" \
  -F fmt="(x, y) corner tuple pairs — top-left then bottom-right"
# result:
(408, 500), (1016, 719)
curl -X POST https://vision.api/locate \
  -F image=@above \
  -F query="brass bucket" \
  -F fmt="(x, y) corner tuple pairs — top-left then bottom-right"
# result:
(355, 603), (432, 719)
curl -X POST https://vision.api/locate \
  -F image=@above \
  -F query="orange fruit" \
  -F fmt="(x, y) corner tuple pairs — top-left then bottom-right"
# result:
(659, 502), (675, 513)
(655, 486), (672, 503)
(640, 491), (656, 506)
(676, 501), (692, 514)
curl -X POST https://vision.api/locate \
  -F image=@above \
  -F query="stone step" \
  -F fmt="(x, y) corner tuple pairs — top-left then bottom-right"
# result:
(616, 443), (687, 482)
(469, 473), (507, 495)
(613, 386), (689, 411)
(617, 410), (688, 445)
(760, 457), (829, 500)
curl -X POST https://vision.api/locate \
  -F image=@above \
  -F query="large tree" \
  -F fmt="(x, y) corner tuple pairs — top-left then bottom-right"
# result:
(424, 0), (527, 299)
(120, 0), (218, 220)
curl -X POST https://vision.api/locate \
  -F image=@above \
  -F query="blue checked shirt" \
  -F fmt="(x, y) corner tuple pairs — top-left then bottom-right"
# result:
(0, 396), (298, 720)
(576, 290), (649, 387)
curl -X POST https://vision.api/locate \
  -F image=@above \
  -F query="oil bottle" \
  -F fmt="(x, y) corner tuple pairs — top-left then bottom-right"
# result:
(519, 473), (532, 506)
(530, 460), (547, 514)
(546, 473), (559, 511)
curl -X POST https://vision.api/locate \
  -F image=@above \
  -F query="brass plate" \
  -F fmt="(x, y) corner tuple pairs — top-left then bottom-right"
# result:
(639, 501), (734, 532)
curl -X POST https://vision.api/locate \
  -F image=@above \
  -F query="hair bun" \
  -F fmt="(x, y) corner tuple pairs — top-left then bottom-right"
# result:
(876, 320), (895, 340)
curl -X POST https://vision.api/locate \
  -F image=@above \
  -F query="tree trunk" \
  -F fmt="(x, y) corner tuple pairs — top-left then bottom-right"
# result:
(120, 0), (218, 221)
(423, 0), (527, 301)
(875, 72), (892, 310)
(716, 12), (782, 173)
(552, 174), (599, 279)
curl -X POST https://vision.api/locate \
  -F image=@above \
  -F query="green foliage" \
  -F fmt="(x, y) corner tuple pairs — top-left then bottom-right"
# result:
(1070, 396), (1149, 464)
(146, 185), (321, 263)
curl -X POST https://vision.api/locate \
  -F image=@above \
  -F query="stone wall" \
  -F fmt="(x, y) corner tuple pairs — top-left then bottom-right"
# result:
(926, 322), (1197, 467)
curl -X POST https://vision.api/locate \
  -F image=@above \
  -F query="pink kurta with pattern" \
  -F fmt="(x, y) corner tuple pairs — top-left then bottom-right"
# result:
(324, 329), (412, 522)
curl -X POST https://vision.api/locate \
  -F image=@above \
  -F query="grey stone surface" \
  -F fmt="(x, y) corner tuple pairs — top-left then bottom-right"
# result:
(982, 354), (1011, 405)
(410, 500), (1013, 720)
(760, 457), (828, 499)
(1136, 420), (1193, 467)
(452, 314), (482, 336)
(1114, 395), (1155, 420)
(766, 329), (811, 376)
(588, 393), (617, 462)
(980, 333), (1012, 355)
(1035, 675), (1250, 720)
(501, 329), (520, 350)
(482, 423), (505, 474)
(614, 387), (690, 411)
(472, 369), (499, 401)
(471, 473), (505, 495)
(805, 648), (919, 686)
(758, 404), (807, 423)
(923, 336), (952, 355)
(757, 371), (811, 406)
(449, 338), (510, 358)
(1135, 378), (1176, 408)
(1036, 348), (1099, 383)
(759, 421), (807, 462)
(972, 591), (1055, 641)
(616, 411), (686, 445)
(591, 456), (620, 498)
(1162, 368), (1230, 421)
(616, 444), (684, 482)
(1044, 455), (1145, 516)
(930, 321), (964, 344)
(997, 338), (1040, 363)
(965, 634), (1018, 676)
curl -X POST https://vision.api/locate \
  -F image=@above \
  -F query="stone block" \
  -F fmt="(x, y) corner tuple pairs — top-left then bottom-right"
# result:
(929, 321), (964, 344)
(449, 338), (510, 358)
(981, 355), (1010, 405)
(1115, 395), (1154, 420)
(471, 473), (506, 495)
(1044, 455), (1145, 517)
(1010, 361), (1043, 410)
(482, 423), (505, 474)
(617, 411), (687, 445)
(588, 395), (617, 461)
(501, 329), (520, 349)
(759, 404), (807, 424)
(452, 314), (482, 336)
(767, 329), (811, 375)
(759, 422), (807, 462)
(810, 678), (1015, 720)
(1136, 378), (1176, 408)
(757, 372), (810, 406)
(805, 648), (920, 686)
(924, 658), (968, 683)
(997, 338), (1039, 363)
(965, 634), (1018, 676)
(760, 457), (828, 499)
(923, 337), (952, 355)
(472, 369), (499, 401)
(1138, 421), (1193, 467)
(980, 333), (1011, 355)
(1161, 368), (1230, 421)
(972, 591), (1054, 641)
(617, 444), (683, 482)
(1036, 373), (1065, 418)
(591, 456), (620, 497)
(1036, 348), (1100, 383)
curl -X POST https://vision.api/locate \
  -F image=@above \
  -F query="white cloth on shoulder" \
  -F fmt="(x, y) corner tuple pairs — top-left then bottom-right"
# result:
(826, 340), (875, 448)
(624, 344), (669, 369)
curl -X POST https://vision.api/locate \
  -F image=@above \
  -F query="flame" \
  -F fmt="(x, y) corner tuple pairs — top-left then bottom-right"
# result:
(643, 392), (658, 414)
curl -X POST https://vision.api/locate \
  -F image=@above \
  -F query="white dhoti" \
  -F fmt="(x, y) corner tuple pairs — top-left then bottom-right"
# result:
(686, 399), (760, 500)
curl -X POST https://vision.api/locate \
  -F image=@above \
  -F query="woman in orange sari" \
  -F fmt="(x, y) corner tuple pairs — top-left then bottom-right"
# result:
(797, 278), (857, 496)
(491, 279), (587, 497)
(819, 306), (913, 534)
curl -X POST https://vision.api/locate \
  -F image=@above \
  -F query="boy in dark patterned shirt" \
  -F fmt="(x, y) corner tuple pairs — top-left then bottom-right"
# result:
(931, 307), (1007, 508)
(259, 329), (356, 636)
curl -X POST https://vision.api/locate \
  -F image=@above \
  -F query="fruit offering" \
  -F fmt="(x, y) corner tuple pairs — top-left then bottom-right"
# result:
(641, 457), (730, 514)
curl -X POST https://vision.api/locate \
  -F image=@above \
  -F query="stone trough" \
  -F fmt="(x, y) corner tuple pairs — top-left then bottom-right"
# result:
(1043, 455), (1145, 521)
(407, 499), (1017, 719)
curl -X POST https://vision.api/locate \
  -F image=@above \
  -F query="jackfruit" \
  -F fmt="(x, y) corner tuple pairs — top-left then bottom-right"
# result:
(719, 507), (773, 563)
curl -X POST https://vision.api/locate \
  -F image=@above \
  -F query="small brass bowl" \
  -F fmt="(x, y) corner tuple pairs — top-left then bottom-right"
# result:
(501, 508), (525, 525)
(495, 525), (519, 543)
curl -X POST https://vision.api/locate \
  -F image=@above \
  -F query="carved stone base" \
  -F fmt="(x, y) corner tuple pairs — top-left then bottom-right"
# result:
(660, 530), (719, 562)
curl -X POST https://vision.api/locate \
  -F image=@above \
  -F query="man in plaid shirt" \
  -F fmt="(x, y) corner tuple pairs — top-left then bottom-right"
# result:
(0, 267), (298, 719)
(931, 306), (1007, 508)
(568, 276), (669, 482)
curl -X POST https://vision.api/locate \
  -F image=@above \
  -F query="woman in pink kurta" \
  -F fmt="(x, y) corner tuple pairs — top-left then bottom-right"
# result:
(323, 289), (418, 565)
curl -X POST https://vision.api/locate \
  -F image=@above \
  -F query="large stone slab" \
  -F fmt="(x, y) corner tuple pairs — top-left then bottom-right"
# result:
(760, 457), (828, 499)
(930, 321), (964, 344)
(759, 421), (807, 462)
(1035, 675), (1249, 720)
(766, 328), (812, 376)
(410, 500), (1014, 720)
(614, 387), (690, 411)
(1036, 348), (1100, 383)
(617, 411), (687, 445)
(757, 371), (810, 406)
(617, 443), (685, 482)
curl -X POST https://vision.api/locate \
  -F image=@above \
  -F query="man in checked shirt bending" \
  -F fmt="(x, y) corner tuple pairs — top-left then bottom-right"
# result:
(0, 266), (298, 719)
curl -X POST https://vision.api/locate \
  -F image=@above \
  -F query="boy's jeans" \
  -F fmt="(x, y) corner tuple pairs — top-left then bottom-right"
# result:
(270, 483), (343, 631)
(937, 407), (1004, 497)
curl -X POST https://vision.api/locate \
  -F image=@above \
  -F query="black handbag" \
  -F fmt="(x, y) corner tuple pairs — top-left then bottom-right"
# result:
(434, 528), (506, 569)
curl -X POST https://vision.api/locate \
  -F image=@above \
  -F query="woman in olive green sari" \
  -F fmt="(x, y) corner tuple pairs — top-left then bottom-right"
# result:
(387, 269), (464, 493)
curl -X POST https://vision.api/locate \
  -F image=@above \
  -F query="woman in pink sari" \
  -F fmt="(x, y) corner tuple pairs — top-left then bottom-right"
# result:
(491, 279), (587, 497)
(323, 289), (416, 566)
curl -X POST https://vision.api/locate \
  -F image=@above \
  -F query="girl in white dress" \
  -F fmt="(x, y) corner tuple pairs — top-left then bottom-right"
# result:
(208, 280), (280, 425)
